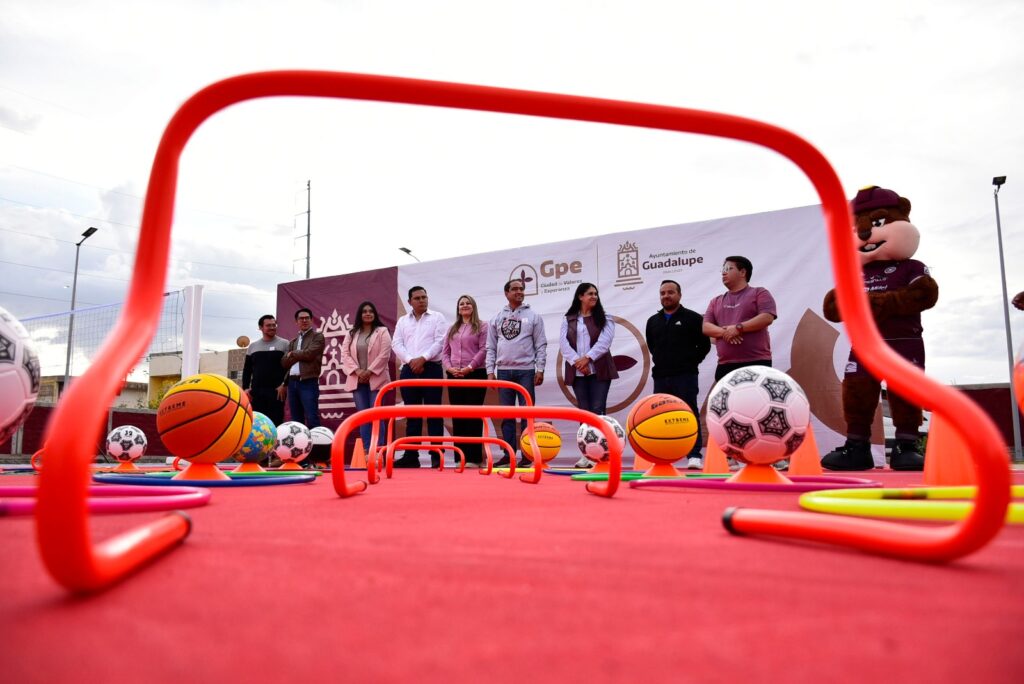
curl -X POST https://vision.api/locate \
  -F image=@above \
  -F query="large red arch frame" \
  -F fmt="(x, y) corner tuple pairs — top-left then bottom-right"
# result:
(36, 71), (1011, 592)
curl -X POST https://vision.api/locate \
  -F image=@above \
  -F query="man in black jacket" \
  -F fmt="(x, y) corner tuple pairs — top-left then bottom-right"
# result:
(645, 280), (711, 469)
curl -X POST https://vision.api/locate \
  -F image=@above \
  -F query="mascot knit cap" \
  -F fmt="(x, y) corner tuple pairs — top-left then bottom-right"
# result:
(851, 186), (901, 213)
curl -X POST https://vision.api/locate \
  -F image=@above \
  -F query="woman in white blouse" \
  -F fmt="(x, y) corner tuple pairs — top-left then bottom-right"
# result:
(559, 283), (618, 467)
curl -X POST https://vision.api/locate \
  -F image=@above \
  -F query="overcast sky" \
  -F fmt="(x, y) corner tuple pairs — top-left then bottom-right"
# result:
(1, 0), (1022, 386)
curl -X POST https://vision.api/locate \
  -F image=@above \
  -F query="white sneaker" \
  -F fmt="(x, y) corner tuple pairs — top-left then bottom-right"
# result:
(728, 458), (743, 471)
(773, 459), (789, 471)
(573, 457), (592, 469)
(685, 457), (704, 470)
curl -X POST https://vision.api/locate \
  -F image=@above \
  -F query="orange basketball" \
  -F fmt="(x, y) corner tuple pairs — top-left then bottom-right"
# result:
(157, 373), (253, 463)
(626, 393), (697, 464)
(520, 421), (561, 463)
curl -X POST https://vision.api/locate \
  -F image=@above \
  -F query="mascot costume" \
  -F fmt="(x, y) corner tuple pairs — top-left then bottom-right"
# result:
(821, 186), (938, 471)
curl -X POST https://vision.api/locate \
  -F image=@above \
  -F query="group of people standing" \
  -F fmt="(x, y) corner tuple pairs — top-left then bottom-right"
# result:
(241, 254), (777, 470)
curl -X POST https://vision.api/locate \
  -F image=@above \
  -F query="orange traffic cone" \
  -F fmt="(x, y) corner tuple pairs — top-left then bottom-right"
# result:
(727, 462), (793, 485)
(350, 440), (367, 469)
(631, 453), (656, 472)
(173, 462), (231, 480)
(923, 412), (977, 486)
(787, 424), (823, 476)
(112, 460), (144, 473)
(703, 436), (730, 474)
(235, 461), (266, 473)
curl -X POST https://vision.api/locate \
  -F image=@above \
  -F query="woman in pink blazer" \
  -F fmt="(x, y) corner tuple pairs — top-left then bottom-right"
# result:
(341, 301), (393, 451)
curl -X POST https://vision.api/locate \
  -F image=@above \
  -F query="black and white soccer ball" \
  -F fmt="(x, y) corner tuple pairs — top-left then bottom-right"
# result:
(0, 306), (40, 445)
(706, 366), (810, 465)
(576, 415), (626, 463)
(105, 425), (148, 462)
(274, 421), (312, 462)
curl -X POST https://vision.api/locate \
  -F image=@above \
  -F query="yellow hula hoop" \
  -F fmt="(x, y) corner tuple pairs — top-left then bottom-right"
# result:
(799, 486), (1024, 524)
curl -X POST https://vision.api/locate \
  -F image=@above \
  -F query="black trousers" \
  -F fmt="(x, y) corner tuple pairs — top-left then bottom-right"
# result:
(446, 368), (487, 464)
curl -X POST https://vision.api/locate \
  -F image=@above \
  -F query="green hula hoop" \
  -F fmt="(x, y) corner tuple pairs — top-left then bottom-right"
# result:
(799, 485), (1024, 524)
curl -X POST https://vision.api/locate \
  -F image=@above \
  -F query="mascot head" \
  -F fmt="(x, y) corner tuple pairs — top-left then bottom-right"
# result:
(850, 186), (919, 264)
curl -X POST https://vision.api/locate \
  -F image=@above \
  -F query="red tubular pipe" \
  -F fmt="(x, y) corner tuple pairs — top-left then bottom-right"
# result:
(37, 71), (1008, 595)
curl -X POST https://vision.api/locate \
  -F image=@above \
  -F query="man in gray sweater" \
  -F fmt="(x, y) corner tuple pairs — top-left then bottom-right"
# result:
(486, 278), (547, 467)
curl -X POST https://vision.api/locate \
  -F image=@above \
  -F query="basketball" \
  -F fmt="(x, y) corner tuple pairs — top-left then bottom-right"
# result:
(626, 393), (698, 464)
(157, 373), (253, 463)
(236, 335), (250, 348)
(520, 421), (561, 463)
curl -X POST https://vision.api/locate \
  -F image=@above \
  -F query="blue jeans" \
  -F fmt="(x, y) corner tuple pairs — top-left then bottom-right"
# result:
(572, 375), (611, 415)
(497, 368), (536, 456)
(351, 384), (386, 451)
(653, 374), (701, 457)
(399, 362), (444, 460)
(287, 377), (320, 428)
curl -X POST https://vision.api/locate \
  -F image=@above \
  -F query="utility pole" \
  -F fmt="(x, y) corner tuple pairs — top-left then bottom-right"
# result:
(293, 180), (311, 279)
(305, 180), (311, 279)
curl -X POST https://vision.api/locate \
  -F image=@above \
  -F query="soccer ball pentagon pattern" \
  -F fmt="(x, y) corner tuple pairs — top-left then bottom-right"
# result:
(236, 412), (277, 462)
(706, 366), (810, 465)
(576, 415), (627, 463)
(104, 425), (148, 462)
(0, 306), (41, 445)
(274, 421), (312, 462)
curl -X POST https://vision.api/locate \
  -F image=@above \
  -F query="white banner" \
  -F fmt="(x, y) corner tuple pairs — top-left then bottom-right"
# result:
(397, 204), (854, 464)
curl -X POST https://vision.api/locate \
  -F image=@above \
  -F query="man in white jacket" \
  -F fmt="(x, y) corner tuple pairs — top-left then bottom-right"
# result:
(486, 278), (547, 468)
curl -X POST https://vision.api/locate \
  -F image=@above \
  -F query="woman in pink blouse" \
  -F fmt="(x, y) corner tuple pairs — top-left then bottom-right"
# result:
(341, 301), (393, 452)
(442, 294), (488, 467)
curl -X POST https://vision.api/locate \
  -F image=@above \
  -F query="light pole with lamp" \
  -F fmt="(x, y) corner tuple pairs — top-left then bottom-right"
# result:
(992, 176), (1021, 460)
(62, 226), (98, 392)
(399, 247), (421, 263)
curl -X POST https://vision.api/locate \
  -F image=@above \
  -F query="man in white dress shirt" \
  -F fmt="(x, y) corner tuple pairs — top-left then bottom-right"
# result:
(391, 286), (448, 468)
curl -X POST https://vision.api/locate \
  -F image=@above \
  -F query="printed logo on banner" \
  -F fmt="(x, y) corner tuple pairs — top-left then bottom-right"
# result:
(613, 241), (643, 290)
(507, 265), (539, 296)
(508, 259), (585, 296)
(319, 309), (355, 420)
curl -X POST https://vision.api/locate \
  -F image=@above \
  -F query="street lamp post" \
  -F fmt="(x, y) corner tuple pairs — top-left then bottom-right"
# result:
(992, 176), (1021, 460)
(399, 247), (421, 263)
(62, 226), (98, 392)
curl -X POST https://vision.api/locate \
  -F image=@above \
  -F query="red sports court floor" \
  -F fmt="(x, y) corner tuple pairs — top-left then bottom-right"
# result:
(2, 468), (1022, 682)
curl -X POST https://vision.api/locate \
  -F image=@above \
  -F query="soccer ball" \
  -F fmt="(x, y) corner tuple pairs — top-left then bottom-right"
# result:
(307, 426), (335, 466)
(576, 415), (626, 463)
(706, 367), (810, 465)
(236, 412), (277, 463)
(0, 306), (41, 444)
(104, 425), (148, 462)
(309, 426), (335, 446)
(274, 421), (312, 463)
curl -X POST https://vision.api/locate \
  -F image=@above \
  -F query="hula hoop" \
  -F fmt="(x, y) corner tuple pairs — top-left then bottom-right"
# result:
(542, 468), (595, 477)
(800, 485), (1024, 523)
(92, 473), (317, 487)
(631, 474), (882, 493)
(1, 484), (211, 515)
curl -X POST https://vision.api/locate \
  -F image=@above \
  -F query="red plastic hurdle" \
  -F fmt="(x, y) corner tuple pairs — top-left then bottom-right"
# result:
(35, 70), (1010, 594)
(368, 378), (544, 481)
(332, 405), (623, 498)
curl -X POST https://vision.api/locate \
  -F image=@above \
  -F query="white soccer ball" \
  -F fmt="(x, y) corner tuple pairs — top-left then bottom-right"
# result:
(0, 306), (41, 445)
(105, 425), (148, 462)
(706, 367), (810, 465)
(309, 426), (334, 446)
(576, 415), (626, 463)
(274, 421), (312, 462)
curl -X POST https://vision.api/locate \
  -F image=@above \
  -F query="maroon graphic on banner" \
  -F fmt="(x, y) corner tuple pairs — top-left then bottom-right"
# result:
(277, 267), (399, 434)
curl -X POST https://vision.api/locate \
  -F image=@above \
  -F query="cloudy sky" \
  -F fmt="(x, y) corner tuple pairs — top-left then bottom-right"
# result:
(1, 0), (1022, 385)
